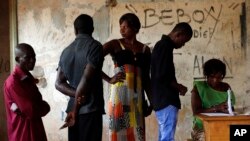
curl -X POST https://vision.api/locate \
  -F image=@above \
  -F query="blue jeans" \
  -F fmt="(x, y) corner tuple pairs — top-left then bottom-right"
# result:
(155, 105), (179, 141)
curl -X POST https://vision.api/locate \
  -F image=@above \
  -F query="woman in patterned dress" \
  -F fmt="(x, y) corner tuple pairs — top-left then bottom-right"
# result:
(102, 13), (152, 141)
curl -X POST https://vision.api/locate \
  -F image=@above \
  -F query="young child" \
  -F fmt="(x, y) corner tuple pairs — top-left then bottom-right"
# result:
(191, 58), (236, 141)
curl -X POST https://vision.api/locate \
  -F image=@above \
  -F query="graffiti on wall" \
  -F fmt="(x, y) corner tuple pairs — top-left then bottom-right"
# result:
(111, 1), (245, 80)
(123, 2), (243, 46)
(193, 55), (233, 79)
(141, 5), (222, 46)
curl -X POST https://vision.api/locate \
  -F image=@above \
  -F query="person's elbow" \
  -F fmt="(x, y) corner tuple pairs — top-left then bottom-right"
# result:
(21, 104), (49, 119)
(55, 80), (63, 92)
(55, 81), (60, 90)
(40, 101), (50, 117)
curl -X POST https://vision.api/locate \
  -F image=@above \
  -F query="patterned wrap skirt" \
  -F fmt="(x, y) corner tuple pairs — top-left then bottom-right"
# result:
(108, 64), (145, 141)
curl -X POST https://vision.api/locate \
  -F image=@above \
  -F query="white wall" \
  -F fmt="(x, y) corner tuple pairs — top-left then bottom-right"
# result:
(15, 0), (249, 141)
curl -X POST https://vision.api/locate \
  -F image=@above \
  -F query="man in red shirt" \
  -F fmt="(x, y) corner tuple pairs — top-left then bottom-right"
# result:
(3, 43), (50, 141)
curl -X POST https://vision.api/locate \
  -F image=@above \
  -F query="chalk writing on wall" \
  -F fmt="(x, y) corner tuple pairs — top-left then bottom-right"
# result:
(141, 5), (222, 44)
(110, 1), (244, 81)
(111, 1), (243, 48)
(193, 55), (233, 79)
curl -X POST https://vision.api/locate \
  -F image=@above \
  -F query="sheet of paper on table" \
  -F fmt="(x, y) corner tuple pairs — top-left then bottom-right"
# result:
(200, 112), (250, 116)
(200, 113), (235, 116)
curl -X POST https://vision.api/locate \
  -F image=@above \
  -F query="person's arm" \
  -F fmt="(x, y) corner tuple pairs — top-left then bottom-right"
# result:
(170, 81), (187, 96)
(55, 67), (75, 97)
(102, 71), (125, 84)
(74, 64), (96, 112)
(142, 46), (152, 103)
(7, 81), (50, 119)
(102, 39), (125, 84)
(191, 86), (228, 115)
(191, 86), (217, 114)
(143, 73), (152, 103)
(103, 39), (116, 56)
(102, 71), (111, 82)
(102, 40), (113, 83)
(191, 86), (204, 115)
(39, 100), (50, 117)
(65, 64), (96, 127)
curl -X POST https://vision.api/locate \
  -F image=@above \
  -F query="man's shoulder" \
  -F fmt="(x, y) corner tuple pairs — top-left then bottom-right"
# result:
(77, 36), (102, 48)
(152, 39), (169, 53)
(85, 40), (103, 55)
(60, 42), (75, 56)
(4, 73), (18, 90)
(88, 38), (102, 47)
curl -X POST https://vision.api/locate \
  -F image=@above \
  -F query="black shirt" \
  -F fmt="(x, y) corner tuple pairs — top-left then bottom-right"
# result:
(59, 34), (104, 114)
(151, 35), (181, 111)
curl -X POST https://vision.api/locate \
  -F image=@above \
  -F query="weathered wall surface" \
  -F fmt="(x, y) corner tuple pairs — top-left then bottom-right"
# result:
(247, 0), (250, 103)
(0, 0), (10, 141)
(108, 1), (247, 140)
(10, 0), (249, 141)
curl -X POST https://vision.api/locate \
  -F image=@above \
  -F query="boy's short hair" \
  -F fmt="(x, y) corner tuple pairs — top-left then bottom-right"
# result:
(74, 14), (94, 34)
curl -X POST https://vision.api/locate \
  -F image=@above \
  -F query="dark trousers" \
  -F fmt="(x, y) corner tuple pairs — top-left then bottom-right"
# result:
(68, 111), (103, 141)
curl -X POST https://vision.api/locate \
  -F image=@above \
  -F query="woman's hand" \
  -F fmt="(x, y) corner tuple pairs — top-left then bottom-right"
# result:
(109, 72), (125, 84)
(213, 102), (228, 113)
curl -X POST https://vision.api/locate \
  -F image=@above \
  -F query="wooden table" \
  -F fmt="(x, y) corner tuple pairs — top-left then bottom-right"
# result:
(197, 114), (250, 141)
